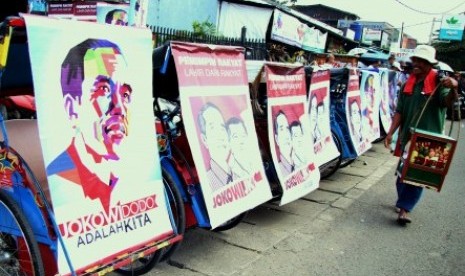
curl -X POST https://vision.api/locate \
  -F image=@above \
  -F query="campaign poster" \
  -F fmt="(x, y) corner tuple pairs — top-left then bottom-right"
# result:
(96, 2), (129, 26)
(378, 68), (392, 134)
(171, 42), (272, 229)
(388, 70), (400, 117)
(265, 63), (320, 206)
(270, 10), (327, 53)
(128, 0), (149, 27)
(73, 1), (97, 22)
(307, 69), (339, 166)
(47, 1), (74, 19)
(346, 69), (371, 156)
(23, 15), (173, 275)
(360, 70), (381, 142)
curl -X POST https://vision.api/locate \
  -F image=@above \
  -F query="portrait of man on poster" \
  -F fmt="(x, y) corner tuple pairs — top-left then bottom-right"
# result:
(47, 39), (132, 211)
(309, 93), (323, 144)
(227, 116), (252, 179)
(274, 110), (295, 176)
(105, 9), (128, 26)
(198, 102), (234, 191)
(290, 120), (307, 168)
(349, 98), (363, 145)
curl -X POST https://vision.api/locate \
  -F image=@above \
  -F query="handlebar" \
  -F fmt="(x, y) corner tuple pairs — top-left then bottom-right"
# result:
(154, 97), (182, 138)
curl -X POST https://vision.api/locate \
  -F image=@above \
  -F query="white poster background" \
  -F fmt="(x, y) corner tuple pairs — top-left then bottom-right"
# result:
(172, 44), (272, 229)
(265, 63), (320, 206)
(23, 15), (173, 274)
(360, 70), (381, 142)
(307, 70), (340, 166)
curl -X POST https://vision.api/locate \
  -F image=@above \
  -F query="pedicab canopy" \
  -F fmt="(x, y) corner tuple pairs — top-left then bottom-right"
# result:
(264, 62), (321, 205)
(360, 69), (382, 142)
(23, 14), (174, 275)
(306, 69), (340, 166)
(346, 69), (371, 156)
(169, 41), (273, 229)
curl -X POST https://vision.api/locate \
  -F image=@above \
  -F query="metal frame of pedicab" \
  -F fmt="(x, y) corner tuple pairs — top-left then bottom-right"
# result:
(151, 42), (248, 241)
(0, 16), (183, 276)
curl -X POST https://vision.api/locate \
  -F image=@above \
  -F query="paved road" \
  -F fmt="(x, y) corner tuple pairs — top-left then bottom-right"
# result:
(142, 121), (465, 276)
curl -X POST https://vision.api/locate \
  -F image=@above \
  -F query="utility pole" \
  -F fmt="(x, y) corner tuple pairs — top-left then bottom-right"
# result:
(428, 17), (436, 45)
(399, 22), (404, 48)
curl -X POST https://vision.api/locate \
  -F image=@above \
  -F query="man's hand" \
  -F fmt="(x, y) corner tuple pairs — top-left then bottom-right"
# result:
(442, 76), (459, 106)
(441, 76), (458, 90)
(384, 133), (392, 149)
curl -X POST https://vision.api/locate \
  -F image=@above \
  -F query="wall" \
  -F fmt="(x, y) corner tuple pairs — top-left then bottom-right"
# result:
(146, 0), (218, 30)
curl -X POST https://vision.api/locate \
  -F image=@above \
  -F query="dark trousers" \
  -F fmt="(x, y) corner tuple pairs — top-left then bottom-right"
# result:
(395, 176), (424, 212)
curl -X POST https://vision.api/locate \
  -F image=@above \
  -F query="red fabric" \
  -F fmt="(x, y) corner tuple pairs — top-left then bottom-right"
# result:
(8, 95), (36, 111)
(403, 69), (438, 95)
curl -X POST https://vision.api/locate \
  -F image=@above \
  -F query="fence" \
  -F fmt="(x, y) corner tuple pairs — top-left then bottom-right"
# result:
(149, 25), (268, 61)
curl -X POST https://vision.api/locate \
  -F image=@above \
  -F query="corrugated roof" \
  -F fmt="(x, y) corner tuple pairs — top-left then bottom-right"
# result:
(223, 0), (343, 35)
(294, 4), (360, 20)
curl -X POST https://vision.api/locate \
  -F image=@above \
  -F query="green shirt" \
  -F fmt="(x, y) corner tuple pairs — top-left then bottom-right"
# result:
(396, 79), (450, 148)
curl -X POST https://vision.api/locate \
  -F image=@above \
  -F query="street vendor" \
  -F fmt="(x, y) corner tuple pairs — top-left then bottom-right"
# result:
(384, 45), (458, 226)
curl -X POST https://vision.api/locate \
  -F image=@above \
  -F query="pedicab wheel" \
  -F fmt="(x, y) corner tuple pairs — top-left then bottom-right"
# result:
(322, 130), (343, 176)
(339, 157), (355, 168)
(115, 249), (163, 276)
(159, 167), (185, 262)
(319, 156), (341, 179)
(115, 167), (185, 275)
(319, 131), (342, 179)
(0, 189), (45, 276)
(213, 212), (247, 232)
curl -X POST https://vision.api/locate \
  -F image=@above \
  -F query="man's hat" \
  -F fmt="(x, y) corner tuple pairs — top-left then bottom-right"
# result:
(410, 45), (438, 64)
(391, 61), (402, 71)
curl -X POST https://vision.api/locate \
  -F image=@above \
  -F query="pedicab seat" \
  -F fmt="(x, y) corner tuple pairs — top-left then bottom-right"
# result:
(0, 119), (50, 203)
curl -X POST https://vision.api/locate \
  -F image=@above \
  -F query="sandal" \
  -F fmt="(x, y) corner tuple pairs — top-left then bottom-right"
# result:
(397, 209), (412, 226)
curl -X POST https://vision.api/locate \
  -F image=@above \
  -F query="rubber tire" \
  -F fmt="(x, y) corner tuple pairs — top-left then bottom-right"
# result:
(319, 131), (342, 179)
(0, 189), (45, 276)
(116, 166), (186, 275)
(213, 212), (247, 232)
(159, 167), (185, 262)
(115, 249), (163, 276)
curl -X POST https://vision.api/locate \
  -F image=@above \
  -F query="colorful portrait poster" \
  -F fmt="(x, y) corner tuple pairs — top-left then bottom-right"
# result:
(360, 70), (381, 142)
(47, 1), (73, 19)
(388, 70), (400, 117)
(271, 10), (327, 53)
(23, 15), (173, 275)
(96, 2), (129, 26)
(171, 42), (272, 229)
(265, 63), (320, 206)
(378, 68), (392, 134)
(73, 1), (97, 22)
(128, 0), (149, 27)
(307, 69), (340, 166)
(346, 69), (371, 156)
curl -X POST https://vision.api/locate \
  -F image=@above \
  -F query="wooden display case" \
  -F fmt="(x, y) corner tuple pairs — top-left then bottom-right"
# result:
(397, 129), (457, 192)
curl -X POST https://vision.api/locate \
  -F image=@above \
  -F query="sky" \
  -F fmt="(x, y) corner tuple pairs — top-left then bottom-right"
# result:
(296, 0), (465, 43)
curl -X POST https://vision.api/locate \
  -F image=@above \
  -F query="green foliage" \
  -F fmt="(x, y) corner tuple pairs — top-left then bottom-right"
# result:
(446, 17), (459, 25)
(192, 18), (217, 37)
